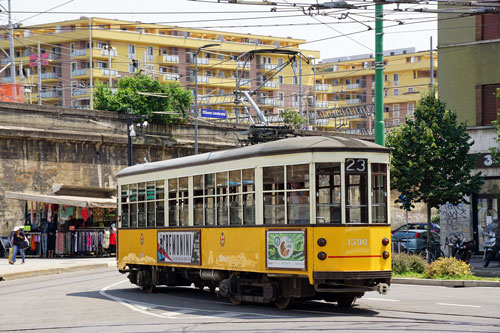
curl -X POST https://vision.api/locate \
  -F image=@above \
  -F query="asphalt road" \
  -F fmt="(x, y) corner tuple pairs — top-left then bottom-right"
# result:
(1, 268), (500, 332)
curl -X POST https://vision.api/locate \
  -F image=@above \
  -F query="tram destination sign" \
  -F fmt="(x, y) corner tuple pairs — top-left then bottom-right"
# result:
(201, 108), (227, 119)
(157, 230), (201, 265)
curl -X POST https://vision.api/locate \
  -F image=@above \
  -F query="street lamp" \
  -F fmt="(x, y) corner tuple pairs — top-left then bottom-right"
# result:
(194, 43), (219, 155)
(307, 55), (316, 130)
(127, 117), (136, 166)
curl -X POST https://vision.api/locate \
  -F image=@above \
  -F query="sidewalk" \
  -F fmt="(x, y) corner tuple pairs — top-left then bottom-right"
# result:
(0, 257), (116, 281)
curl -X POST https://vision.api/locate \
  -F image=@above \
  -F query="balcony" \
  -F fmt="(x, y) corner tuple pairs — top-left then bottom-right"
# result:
(40, 91), (61, 99)
(101, 49), (118, 57)
(41, 72), (59, 80)
(261, 81), (278, 88)
(197, 58), (209, 65)
(237, 61), (251, 69)
(162, 54), (179, 63)
(1, 58), (11, 65)
(72, 88), (89, 97)
(101, 69), (118, 77)
(258, 98), (283, 107)
(346, 83), (361, 90)
(258, 63), (278, 71)
(71, 49), (87, 57)
(163, 73), (181, 81)
(315, 101), (329, 108)
(197, 75), (209, 83)
(71, 69), (87, 77)
(316, 84), (330, 91)
(346, 98), (361, 105)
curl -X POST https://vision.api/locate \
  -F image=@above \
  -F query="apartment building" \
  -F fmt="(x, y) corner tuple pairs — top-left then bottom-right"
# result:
(314, 48), (437, 131)
(0, 17), (318, 118)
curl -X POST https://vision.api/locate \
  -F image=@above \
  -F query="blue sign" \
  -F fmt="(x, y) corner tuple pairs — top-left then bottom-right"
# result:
(201, 108), (227, 119)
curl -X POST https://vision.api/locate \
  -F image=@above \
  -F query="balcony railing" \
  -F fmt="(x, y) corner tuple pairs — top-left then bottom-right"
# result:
(197, 58), (209, 65)
(164, 73), (180, 81)
(71, 49), (87, 57)
(72, 88), (88, 96)
(315, 101), (329, 108)
(258, 98), (283, 107)
(71, 69), (87, 77)
(40, 91), (61, 98)
(41, 72), (59, 79)
(259, 81), (278, 88)
(346, 83), (361, 90)
(316, 84), (330, 91)
(259, 63), (278, 70)
(197, 75), (209, 83)
(163, 54), (179, 63)
(346, 98), (361, 105)
(1, 77), (14, 83)
(101, 49), (118, 57)
(237, 61), (250, 68)
(1, 58), (11, 65)
(101, 69), (118, 76)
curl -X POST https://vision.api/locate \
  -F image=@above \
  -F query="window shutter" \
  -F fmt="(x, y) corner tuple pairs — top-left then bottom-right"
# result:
(481, 84), (500, 125)
(481, 14), (500, 40)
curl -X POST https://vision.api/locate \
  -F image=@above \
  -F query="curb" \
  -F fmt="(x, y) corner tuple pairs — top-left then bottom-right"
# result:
(0, 263), (113, 281)
(392, 277), (500, 288)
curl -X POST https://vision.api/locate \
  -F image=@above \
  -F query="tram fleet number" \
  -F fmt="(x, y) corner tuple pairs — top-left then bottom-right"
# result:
(348, 238), (368, 246)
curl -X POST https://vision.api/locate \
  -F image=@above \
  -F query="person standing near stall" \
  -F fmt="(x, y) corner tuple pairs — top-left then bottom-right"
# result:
(41, 219), (48, 258)
(109, 223), (117, 256)
(47, 218), (56, 258)
(10, 226), (27, 264)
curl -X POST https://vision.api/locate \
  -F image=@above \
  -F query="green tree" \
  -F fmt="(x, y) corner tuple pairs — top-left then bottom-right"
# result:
(94, 74), (192, 123)
(489, 88), (500, 164)
(386, 89), (483, 261)
(280, 107), (306, 129)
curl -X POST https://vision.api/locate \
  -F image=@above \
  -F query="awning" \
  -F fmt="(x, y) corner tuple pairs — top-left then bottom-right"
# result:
(4, 191), (116, 209)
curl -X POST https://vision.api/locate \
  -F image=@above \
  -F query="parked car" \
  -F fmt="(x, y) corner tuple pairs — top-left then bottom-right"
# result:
(392, 222), (440, 234)
(392, 229), (444, 260)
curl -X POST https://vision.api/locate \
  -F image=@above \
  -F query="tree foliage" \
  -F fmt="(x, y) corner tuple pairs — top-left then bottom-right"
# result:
(387, 88), (483, 212)
(280, 107), (306, 129)
(489, 88), (500, 164)
(94, 74), (192, 123)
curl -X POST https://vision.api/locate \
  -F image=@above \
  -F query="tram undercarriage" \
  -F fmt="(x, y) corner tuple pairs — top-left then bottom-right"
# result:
(122, 265), (390, 309)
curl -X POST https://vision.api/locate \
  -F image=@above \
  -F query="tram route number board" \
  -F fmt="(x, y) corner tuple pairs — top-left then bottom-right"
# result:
(157, 230), (201, 265)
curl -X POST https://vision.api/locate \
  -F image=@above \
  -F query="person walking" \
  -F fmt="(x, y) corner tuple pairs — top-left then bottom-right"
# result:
(41, 219), (48, 258)
(10, 226), (27, 264)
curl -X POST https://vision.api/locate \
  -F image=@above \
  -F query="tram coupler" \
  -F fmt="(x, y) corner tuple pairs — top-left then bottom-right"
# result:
(376, 283), (390, 295)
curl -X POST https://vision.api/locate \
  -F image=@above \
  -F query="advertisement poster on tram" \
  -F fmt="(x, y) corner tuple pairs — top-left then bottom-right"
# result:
(266, 230), (306, 269)
(157, 230), (201, 265)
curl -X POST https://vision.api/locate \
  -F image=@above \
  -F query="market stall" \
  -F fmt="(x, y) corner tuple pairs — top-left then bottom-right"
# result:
(4, 185), (116, 258)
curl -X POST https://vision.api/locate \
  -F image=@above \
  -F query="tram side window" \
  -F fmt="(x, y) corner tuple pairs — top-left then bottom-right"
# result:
(263, 166), (285, 224)
(193, 175), (204, 226)
(316, 163), (341, 224)
(129, 184), (138, 227)
(205, 173), (216, 225)
(120, 185), (129, 228)
(229, 170), (242, 225)
(287, 164), (310, 224)
(216, 172), (228, 225)
(242, 168), (255, 225)
(345, 158), (368, 223)
(156, 180), (165, 227)
(168, 179), (178, 226)
(138, 183), (146, 227)
(146, 182), (155, 227)
(371, 163), (387, 224)
(179, 177), (189, 226)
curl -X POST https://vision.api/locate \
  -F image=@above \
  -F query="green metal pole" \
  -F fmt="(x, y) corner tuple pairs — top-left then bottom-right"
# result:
(374, 3), (385, 146)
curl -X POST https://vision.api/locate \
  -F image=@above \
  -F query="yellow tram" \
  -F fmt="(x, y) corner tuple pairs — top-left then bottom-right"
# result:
(116, 136), (391, 308)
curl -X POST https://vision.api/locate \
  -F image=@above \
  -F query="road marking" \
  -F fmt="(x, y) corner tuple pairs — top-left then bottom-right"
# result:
(364, 298), (400, 302)
(436, 303), (482, 308)
(100, 280), (288, 320)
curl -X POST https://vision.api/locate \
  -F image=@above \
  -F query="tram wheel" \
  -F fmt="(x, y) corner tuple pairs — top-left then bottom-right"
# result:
(274, 296), (293, 310)
(229, 296), (242, 305)
(337, 296), (356, 308)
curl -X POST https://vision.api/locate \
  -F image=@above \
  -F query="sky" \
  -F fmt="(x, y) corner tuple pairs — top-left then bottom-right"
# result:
(2, 0), (439, 60)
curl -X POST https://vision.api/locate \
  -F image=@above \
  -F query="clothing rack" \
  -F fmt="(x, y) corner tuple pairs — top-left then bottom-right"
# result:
(55, 229), (107, 257)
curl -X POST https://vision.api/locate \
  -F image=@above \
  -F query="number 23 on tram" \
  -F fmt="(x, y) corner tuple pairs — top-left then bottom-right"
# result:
(116, 136), (391, 308)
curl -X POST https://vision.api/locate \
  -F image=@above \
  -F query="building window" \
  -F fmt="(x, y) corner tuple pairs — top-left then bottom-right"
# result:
(407, 102), (415, 116)
(393, 119), (400, 126)
(278, 75), (283, 84)
(128, 45), (136, 59)
(408, 87), (414, 93)
(480, 84), (500, 125)
(129, 63), (135, 73)
(393, 104), (400, 118)
(393, 89), (399, 96)
(393, 73), (399, 86)
(292, 76), (298, 85)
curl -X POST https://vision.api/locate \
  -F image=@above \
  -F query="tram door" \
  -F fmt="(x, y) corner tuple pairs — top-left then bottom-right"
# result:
(316, 163), (341, 224)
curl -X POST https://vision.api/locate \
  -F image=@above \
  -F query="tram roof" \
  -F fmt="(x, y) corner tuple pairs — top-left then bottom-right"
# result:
(117, 136), (388, 178)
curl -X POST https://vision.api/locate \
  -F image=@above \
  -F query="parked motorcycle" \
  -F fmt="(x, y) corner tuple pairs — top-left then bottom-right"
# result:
(483, 230), (500, 267)
(446, 233), (473, 264)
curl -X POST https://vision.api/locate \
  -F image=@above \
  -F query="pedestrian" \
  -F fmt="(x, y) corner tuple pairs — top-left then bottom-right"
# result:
(109, 223), (117, 256)
(47, 219), (56, 258)
(10, 226), (27, 264)
(41, 219), (48, 258)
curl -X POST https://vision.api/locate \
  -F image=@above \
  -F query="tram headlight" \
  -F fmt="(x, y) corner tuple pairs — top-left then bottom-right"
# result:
(382, 237), (390, 246)
(317, 238), (327, 247)
(382, 251), (390, 260)
(317, 251), (327, 260)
